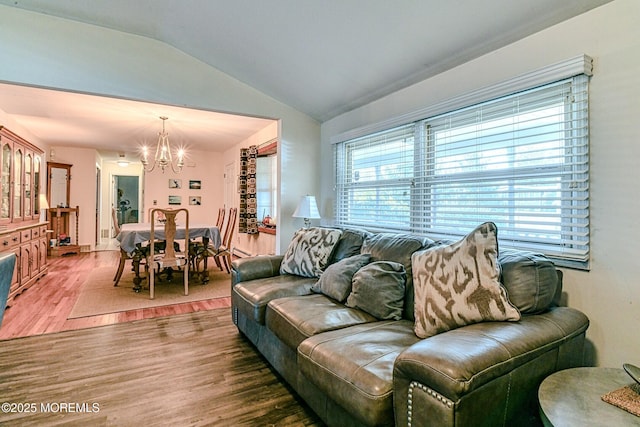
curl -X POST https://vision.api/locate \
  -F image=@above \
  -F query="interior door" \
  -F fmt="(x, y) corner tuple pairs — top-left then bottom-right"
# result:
(113, 175), (139, 227)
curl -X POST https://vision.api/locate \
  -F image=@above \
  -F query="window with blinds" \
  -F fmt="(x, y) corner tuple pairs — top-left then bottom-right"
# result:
(334, 74), (590, 268)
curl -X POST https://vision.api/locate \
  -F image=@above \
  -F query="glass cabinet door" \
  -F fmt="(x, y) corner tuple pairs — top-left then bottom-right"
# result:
(1, 142), (11, 222)
(34, 155), (41, 217)
(13, 148), (22, 220)
(25, 152), (32, 218)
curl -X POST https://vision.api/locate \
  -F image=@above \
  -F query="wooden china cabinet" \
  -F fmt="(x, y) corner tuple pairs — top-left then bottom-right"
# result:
(0, 126), (48, 306)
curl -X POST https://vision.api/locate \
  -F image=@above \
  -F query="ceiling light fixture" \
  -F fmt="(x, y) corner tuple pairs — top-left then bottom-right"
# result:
(141, 116), (185, 174)
(117, 153), (129, 167)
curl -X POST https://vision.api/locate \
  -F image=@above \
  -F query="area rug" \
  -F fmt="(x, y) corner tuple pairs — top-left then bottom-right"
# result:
(68, 265), (231, 319)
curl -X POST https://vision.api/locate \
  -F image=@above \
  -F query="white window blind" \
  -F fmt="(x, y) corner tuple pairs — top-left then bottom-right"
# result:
(334, 74), (590, 269)
(335, 124), (416, 231)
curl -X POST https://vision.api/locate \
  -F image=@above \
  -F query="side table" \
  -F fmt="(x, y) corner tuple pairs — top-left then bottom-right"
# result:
(539, 367), (640, 426)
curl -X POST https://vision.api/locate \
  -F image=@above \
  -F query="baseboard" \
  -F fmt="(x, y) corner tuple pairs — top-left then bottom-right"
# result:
(233, 247), (253, 258)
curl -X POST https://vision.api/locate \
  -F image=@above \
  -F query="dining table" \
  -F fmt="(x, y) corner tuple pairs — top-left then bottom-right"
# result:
(116, 222), (222, 287)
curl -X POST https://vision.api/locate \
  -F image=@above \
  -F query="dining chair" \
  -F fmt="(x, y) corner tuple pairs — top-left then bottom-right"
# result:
(192, 207), (237, 275)
(216, 207), (225, 230)
(146, 207), (189, 299)
(211, 207), (226, 270)
(189, 207), (225, 275)
(213, 207), (237, 273)
(113, 207), (136, 287)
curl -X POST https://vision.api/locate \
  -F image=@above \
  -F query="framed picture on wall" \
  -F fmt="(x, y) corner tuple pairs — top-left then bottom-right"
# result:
(169, 179), (182, 189)
(189, 180), (201, 189)
(168, 195), (181, 205)
(189, 196), (202, 205)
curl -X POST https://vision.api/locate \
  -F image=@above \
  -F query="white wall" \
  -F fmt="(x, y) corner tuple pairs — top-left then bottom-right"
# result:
(141, 148), (224, 224)
(0, 5), (320, 254)
(321, 0), (640, 368)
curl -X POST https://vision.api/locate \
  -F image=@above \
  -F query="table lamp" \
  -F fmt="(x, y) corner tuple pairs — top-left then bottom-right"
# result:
(292, 195), (320, 228)
(39, 194), (49, 223)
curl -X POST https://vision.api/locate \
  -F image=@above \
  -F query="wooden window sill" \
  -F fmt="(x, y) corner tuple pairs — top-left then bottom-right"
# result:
(258, 226), (276, 235)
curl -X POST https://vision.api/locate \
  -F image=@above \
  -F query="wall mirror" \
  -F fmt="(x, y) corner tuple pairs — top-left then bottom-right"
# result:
(47, 162), (72, 208)
(256, 140), (277, 231)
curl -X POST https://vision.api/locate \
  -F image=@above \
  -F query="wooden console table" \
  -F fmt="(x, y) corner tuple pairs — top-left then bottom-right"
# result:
(48, 206), (80, 256)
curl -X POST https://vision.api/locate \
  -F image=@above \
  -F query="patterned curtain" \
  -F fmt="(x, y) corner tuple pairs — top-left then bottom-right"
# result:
(238, 146), (258, 234)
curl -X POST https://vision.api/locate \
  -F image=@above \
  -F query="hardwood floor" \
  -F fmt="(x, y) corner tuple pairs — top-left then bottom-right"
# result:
(0, 250), (324, 426)
(0, 309), (323, 426)
(0, 250), (231, 340)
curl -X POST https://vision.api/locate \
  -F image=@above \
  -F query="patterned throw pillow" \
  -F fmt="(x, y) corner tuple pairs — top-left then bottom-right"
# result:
(280, 227), (343, 278)
(412, 222), (520, 339)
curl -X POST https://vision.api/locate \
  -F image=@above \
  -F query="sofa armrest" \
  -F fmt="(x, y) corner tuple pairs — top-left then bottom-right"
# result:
(393, 307), (589, 426)
(0, 252), (17, 327)
(231, 255), (284, 285)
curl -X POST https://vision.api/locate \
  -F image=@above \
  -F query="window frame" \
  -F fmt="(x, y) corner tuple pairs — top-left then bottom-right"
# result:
(333, 56), (592, 269)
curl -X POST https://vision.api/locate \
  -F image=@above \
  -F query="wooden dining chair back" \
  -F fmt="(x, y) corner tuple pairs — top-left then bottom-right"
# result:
(215, 207), (225, 230)
(147, 208), (189, 299)
(215, 207), (237, 273)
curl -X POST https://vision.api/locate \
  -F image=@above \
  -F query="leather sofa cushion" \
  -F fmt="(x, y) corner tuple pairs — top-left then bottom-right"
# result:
(361, 233), (434, 321)
(232, 275), (316, 324)
(298, 320), (420, 426)
(498, 249), (559, 314)
(328, 228), (370, 264)
(266, 294), (377, 350)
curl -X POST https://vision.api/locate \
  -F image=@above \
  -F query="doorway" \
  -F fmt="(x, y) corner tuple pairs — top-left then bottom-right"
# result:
(113, 175), (140, 230)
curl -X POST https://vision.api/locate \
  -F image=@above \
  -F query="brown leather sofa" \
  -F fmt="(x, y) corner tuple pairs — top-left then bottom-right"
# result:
(231, 228), (589, 426)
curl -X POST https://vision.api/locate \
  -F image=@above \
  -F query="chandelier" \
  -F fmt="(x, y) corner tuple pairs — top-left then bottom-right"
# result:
(141, 116), (185, 173)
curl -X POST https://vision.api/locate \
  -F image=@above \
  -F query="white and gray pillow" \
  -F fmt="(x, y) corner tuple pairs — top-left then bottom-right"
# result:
(412, 222), (520, 339)
(280, 227), (343, 278)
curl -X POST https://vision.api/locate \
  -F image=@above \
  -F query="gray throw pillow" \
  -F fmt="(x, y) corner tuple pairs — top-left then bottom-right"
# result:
(312, 254), (372, 302)
(328, 229), (370, 264)
(412, 222), (521, 339)
(498, 249), (558, 314)
(346, 261), (406, 320)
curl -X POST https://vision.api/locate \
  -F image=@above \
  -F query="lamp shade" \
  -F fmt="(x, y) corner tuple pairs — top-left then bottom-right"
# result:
(292, 195), (321, 220)
(39, 194), (50, 210)
(39, 194), (49, 222)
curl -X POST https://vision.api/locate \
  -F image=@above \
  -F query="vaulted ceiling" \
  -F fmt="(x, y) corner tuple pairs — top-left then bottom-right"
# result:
(0, 0), (613, 160)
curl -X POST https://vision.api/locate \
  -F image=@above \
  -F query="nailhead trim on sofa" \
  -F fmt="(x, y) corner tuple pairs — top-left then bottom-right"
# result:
(407, 381), (454, 426)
